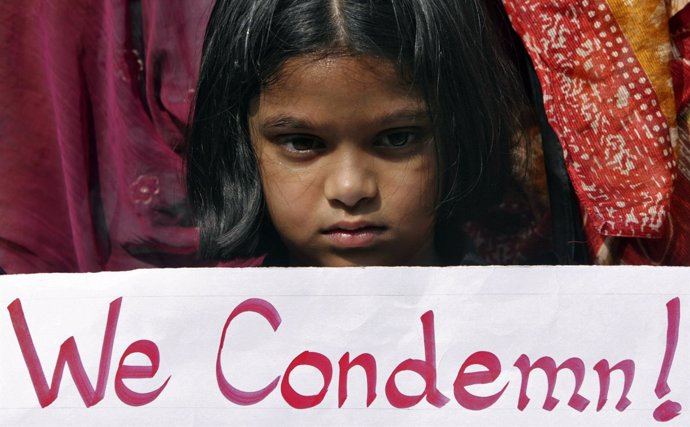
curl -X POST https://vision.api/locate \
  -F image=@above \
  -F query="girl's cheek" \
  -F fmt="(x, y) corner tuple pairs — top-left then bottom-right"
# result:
(262, 170), (321, 217)
(383, 157), (436, 202)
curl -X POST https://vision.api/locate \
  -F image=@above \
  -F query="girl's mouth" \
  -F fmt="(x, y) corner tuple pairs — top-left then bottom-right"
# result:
(322, 223), (387, 248)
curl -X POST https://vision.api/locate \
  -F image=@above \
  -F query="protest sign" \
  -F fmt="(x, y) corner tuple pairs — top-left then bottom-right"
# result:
(0, 266), (689, 426)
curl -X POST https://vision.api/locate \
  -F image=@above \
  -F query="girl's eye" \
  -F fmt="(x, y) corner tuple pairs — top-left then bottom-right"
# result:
(375, 131), (415, 148)
(280, 136), (325, 153)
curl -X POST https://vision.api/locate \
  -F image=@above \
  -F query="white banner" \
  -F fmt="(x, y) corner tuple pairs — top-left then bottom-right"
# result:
(0, 266), (689, 426)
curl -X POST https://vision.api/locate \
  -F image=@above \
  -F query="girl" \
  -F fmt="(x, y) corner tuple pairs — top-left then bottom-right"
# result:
(186, 0), (526, 266)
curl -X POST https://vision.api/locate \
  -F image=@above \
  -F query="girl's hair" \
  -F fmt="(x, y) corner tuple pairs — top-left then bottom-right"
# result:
(187, 0), (526, 261)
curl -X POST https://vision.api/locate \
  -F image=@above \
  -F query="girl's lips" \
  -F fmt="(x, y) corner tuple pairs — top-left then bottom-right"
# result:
(322, 224), (386, 248)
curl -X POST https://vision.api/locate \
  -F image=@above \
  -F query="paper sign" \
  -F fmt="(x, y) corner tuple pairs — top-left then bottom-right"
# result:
(1, 266), (689, 426)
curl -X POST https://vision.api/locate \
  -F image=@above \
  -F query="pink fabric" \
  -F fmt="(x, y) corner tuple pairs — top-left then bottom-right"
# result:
(0, 1), (220, 273)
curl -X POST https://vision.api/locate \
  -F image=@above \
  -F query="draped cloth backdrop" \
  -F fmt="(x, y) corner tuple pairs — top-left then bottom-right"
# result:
(0, 1), (223, 272)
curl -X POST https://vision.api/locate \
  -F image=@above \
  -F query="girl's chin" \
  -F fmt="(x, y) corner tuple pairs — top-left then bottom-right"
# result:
(290, 248), (438, 267)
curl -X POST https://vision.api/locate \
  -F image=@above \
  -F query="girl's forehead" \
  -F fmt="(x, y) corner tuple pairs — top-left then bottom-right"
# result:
(265, 54), (418, 96)
(249, 54), (429, 135)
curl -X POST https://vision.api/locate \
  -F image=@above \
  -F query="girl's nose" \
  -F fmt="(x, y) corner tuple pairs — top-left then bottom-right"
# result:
(323, 153), (378, 208)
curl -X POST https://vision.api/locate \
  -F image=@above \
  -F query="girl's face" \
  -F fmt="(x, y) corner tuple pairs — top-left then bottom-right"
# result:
(249, 55), (438, 266)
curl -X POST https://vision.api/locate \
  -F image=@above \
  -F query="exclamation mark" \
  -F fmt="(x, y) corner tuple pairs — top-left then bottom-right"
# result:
(653, 297), (682, 422)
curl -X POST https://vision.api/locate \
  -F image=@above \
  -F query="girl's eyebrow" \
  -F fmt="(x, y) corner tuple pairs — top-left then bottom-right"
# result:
(261, 108), (430, 131)
(261, 116), (314, 131)
(379, 107), (430, 126)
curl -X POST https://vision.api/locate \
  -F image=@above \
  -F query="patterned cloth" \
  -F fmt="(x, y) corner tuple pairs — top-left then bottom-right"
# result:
(504, 0), (690, 265)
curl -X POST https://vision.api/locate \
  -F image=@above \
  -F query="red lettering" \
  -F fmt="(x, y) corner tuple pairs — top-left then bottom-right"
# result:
(653, 297), (682, 422)
(216, 298), (281, 405)
(593, 359), (634, 411)
(338, 352), (377, 407)
(282, 351), (332, 409)
(514, 355), (590, 411)
(7, 298), (121, 408)
(453, 351), (508, 410)
(385, 311), (449, 408)
(114, 340), (170, 406)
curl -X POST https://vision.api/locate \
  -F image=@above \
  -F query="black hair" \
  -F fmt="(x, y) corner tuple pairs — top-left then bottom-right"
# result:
(187, 0), (526, 262)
